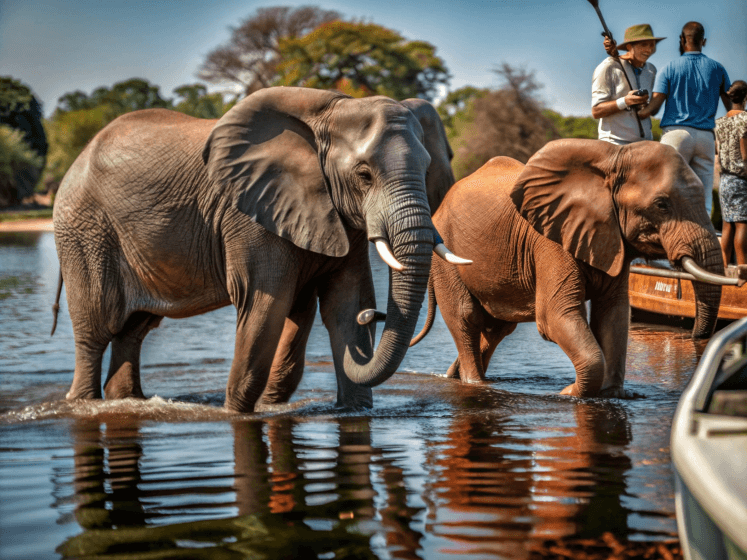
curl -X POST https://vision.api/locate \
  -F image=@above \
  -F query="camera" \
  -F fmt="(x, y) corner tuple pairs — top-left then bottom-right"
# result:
(632, 89), (649, 97)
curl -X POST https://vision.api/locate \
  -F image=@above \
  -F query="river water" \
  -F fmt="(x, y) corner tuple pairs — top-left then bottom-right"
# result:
(0, 230), (702, 559)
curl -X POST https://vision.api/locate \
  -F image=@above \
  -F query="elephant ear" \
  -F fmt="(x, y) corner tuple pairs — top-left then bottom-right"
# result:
(401, 98), (455, 214)
(510, 139), (625, 277)
(202, 87), (349, 257)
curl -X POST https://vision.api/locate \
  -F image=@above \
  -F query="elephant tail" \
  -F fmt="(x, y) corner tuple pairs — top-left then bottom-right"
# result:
(51, 270), (63, 336)
(409, 273), (436, 347)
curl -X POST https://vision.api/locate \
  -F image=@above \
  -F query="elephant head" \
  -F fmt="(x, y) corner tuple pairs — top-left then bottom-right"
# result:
(510, 138), (724, 338)
(202, 87), (460, 387)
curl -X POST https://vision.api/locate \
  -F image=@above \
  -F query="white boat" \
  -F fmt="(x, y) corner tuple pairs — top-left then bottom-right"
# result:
(671, 316), (747, 560)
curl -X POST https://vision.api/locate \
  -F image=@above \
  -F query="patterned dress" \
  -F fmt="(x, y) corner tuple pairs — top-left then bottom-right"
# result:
(716, 112), (747, 222)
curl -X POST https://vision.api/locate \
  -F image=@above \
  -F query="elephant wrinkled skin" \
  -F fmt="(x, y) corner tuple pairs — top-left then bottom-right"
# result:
(412, 139), (724, 398)
(53, 87), (457, 412)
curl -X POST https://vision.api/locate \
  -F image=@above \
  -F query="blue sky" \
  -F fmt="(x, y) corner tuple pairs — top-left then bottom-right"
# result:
(1, 0), (745, 118)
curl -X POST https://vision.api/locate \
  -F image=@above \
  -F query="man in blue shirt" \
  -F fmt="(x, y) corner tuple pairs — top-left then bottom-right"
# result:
(639, 21), (732, 217)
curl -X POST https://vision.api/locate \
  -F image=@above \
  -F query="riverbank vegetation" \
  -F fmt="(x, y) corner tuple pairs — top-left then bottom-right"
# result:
(2, 5), (661, 211)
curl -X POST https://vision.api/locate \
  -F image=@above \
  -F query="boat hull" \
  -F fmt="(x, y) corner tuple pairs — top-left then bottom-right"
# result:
(629, 265), (747, 321)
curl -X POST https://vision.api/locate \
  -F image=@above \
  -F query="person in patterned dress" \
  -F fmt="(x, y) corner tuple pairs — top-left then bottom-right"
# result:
(715, 80), (747, 265)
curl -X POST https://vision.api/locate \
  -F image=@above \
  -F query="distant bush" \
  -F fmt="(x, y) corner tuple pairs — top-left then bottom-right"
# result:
(0, 125), (44, 206)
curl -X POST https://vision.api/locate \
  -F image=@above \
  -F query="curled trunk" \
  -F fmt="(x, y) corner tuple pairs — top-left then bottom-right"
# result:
(341, 192), (434, 387)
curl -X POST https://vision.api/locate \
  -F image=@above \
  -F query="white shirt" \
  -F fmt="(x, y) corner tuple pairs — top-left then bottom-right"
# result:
(592, 57), (656, 144)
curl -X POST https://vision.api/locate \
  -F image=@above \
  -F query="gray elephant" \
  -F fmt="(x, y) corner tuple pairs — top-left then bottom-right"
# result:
(411, 139), (733, 398)
(51, 86), (465, 412)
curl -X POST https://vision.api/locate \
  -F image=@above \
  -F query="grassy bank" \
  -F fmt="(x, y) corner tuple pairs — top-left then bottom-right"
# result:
(0, 207), (54, 223)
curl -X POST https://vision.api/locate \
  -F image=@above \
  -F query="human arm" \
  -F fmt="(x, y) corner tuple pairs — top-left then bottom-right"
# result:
(637, 92), (665, 118)
(741, 133), (747, 162)
(591, 91), (650, 119)
(720, 90), (733, 113)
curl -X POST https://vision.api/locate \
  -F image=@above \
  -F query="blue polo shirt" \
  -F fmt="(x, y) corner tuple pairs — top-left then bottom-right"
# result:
(653, 52), (730, 130)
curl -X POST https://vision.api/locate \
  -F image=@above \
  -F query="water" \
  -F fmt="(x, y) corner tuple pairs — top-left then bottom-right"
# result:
(0, 230), (702, 558)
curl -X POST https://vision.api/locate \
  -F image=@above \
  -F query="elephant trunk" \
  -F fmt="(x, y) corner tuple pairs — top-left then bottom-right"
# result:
(665, 224), (724, 339)
(689, 235), (724, 339)
(343, 189), (434, 387)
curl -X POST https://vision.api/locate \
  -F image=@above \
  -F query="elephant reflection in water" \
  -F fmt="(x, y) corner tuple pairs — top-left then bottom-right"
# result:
(426, 392), (633, 555)
(61, 415), (426, 558)
(67, 419), (147, 530)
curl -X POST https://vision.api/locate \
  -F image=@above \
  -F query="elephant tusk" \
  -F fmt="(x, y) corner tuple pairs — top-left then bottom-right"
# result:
(434, 243), (473, 265)
(681, 257), (740, 286)
(374, 239), (405, 271)
(357, 309), (387, 325)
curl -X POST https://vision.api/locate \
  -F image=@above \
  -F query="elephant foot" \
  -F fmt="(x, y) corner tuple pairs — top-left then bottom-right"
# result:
(599, 386), (645, 399)
(335, 391), (373, 410)
(334, 401), (374, 412)
(66, 387), (102, 400)
(104, 387), (146, 400)
(445, 359), (460, 379)
(560, 383), (580, 397)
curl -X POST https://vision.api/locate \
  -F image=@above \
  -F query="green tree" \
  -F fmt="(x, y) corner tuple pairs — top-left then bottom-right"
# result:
(45, 106), (111, 183)
(198, 6), (341, 96)
(172, 84), (234, 118)
(448, 64), (560, 179)
(0, 77), (47, 205)
(53, 78), (171, 118)
(0, 125), (44, 206)
(544, 111), (598, 139)
(45, 78), (173, 183)
(276, 20), (449, 100)
(437, 86), (488, 131)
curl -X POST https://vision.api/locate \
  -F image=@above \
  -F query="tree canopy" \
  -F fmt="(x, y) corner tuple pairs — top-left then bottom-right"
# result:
(54, 78), (171, 117)
(0, 77), (47, 205)
(447, 64), (561, 179)
(198, 6), (341, 96)
(276, 21), (449, 100)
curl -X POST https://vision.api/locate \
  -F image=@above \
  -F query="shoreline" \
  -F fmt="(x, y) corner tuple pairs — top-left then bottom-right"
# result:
(0, 218), (54, 232)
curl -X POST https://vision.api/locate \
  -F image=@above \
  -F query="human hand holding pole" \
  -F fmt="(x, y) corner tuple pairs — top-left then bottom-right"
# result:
(586, 0), (645, 137)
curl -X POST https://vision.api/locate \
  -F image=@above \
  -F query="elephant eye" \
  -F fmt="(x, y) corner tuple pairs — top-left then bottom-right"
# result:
(654, 198), (670, 213)
(356, 168), (373, 184)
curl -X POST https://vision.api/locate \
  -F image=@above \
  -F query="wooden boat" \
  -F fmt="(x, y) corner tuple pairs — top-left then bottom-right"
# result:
(629, 260), (747, 324)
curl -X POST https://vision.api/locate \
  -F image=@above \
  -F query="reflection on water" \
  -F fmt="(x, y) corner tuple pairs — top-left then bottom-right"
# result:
(0, 232), (698, 558)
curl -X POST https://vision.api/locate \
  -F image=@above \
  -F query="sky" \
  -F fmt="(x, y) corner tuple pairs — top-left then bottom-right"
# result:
(1, 0), (746, 119)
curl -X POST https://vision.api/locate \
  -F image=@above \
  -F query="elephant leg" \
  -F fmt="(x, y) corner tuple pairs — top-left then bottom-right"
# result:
(541, 302), (605, 397)
(480, 321), (517, 371)
(430, 259), (486, 382)
(259, 288), (318, 405)
(445, 358), (461, 379)
(590, 287), (631, 398)
(63, 262), (118, 401)
(104, 312), (163, 400)
(67, 338), (110, 400)
(227, 289), (296, 413)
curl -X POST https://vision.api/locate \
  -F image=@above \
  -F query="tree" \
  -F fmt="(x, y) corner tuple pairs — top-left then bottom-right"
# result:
(198, 6), (341, 96)
(53, 78), (171, 118)
(276, 21), (450, 100)
(0, 126), (44, 206)
(46, 78), (172, 183)
(172, 84), (235, 118)
(0, 77), (47, 205)
(436, 86), (487, 130)
(448, 64), (560, 179)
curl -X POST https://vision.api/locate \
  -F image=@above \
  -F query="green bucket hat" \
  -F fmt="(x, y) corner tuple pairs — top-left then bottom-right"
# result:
(618, 24), (666, 51)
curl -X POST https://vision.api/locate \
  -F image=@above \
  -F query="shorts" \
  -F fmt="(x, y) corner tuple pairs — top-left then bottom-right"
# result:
(719, 174), (747, 223)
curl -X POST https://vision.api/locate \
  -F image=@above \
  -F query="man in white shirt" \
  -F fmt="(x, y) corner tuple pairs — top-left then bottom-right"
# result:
(591, 24), (665, 145)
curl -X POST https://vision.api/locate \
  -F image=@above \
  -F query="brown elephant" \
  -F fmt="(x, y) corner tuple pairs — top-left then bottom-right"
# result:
(52, 87), (465, 412)
(410, 139), (731, 398)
